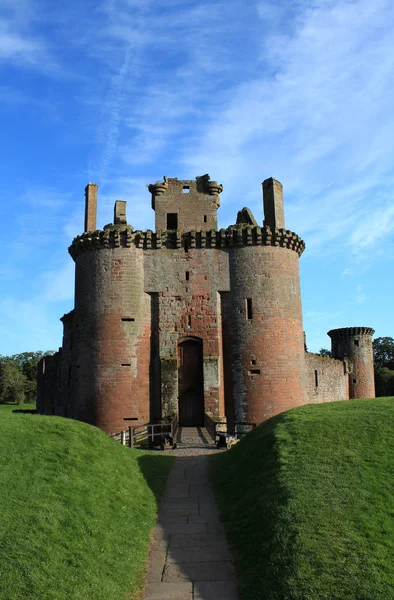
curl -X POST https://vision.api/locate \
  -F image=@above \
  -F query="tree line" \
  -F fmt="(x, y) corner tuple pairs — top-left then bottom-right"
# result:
(0, 352), (53, 405)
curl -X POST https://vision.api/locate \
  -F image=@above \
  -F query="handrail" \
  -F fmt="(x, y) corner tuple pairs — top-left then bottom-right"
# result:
(128, 415), (178, 449)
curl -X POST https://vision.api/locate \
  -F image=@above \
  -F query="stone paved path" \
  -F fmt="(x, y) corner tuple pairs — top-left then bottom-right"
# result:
(143, 427), (240, 600)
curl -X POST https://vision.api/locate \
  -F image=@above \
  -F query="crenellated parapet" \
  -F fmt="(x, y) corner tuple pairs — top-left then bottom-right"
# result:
(328, 327), (375, 339)
(69, 224), (305, 260)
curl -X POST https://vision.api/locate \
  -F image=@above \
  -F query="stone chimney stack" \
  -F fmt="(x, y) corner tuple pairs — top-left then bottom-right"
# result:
(114, 201), (127, 225)
(84, 183), (98, 233)
(262, 177), (285, 229)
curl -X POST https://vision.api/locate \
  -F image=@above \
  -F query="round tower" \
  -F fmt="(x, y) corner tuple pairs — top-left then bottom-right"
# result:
(328, 327), (375, 399)
(68, 191), (151, 434)
(222, 178), (307, 426)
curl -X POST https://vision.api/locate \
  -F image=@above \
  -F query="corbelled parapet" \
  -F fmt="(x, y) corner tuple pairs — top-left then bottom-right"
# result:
(68, 224), (305, 260)
(328, 327), (375, 339)
(149, 174), (223, 211)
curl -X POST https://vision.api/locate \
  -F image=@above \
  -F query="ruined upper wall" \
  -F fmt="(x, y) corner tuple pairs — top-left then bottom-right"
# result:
(149, 175), (223, 232)
(305, 353), (349, 404)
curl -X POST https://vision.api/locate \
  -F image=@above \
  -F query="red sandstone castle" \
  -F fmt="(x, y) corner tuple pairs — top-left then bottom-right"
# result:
(37, 176), (375, 434)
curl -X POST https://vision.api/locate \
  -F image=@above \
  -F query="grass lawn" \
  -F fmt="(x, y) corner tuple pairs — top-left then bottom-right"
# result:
(210, 398), (394, 600)
(0, 407), (174, 600)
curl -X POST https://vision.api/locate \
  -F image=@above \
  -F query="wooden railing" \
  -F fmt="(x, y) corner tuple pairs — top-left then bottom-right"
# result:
(127, 415), (178, 450)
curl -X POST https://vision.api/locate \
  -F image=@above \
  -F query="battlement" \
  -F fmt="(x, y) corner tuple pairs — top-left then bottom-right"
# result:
(68, 224), (305, 260)
(328, 327), (375, 339)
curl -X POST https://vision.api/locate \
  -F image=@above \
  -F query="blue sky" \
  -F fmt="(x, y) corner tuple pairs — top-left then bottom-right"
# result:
(1, 0), (394, 355)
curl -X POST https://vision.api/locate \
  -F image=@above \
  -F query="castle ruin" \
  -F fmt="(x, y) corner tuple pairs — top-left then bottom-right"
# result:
(37, 176), (375, 433)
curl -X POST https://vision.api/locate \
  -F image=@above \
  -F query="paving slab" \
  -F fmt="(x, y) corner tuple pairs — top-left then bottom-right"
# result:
(144, 582), (193, 600)
(142, 427), (239, 599)
(163, 560), (235, 582)
(194, 580), (240, 600)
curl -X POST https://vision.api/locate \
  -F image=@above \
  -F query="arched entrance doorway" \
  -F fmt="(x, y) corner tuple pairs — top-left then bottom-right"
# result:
(178, 338), (204, 426)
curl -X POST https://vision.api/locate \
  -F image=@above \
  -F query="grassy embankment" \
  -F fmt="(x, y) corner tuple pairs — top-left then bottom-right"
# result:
(211, 398), (394, 600)
(0, 405), (174, 600)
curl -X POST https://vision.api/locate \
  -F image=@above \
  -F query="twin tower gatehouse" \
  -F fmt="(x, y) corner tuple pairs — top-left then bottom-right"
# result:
(37, 176), (375, 434)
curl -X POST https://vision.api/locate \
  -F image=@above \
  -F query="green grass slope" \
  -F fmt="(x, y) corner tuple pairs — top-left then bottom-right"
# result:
(0, 409), (174, 600)
(210, 398), (394, 600)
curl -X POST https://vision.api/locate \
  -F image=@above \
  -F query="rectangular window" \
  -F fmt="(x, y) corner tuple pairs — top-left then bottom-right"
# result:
(121, 317), (135, 322)
(121, 363), (131, 367)
(204, 215), (207, 223)
(353, 378), (357, 384)
(185, 271), (190, 281)
(167, 213), (178, 229)
(183, 186), (190, 194)
(248, 369), (261, 376)
(354, 340), (359, 346)
(187, 315), (191, 329)
(246, 298), (253, 320)
(314, 370), (318, 387)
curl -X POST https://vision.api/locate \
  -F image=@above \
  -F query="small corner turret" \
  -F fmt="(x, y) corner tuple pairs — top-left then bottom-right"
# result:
(149, 175), (223, 232)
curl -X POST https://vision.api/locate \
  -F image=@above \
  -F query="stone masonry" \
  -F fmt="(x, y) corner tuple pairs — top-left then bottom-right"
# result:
(37, 176), (375, 434)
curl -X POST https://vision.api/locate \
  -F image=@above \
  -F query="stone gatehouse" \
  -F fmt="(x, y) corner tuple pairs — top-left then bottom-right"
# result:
(37, 175), (375, 434)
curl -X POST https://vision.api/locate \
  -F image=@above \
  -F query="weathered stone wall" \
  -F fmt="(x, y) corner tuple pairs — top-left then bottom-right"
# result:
(144, 247), (230, 420)
(222, 244), (307, 426)
(38, 177), (376, 435)
(37, 352), (61, 415)
(72, 240), (151, 433)
(305, 353), (349, 403)
(150, 176), (221, 232)
(328, 327), (375, 398)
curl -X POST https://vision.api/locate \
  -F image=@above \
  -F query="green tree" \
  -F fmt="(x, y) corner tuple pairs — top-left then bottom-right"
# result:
(319, 348), (332, 358)
(0, 361), (27, 405)
(372, 337), (394, 370)
(0, 351), (54, 404)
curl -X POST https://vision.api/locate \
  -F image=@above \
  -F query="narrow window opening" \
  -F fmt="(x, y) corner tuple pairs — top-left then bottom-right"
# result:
(248, 369), (260, 376)
(354, 340), (359, 346)
(314, 370), (318, 387)
(204, 215), (207, 223)
(353, 378), (357, 384)
(167, 213), (178, 229)
(183, 186), (190, 194)
(184, 239), (188, 252)
(185, 271), (190, 281)
(123, 417), (139, 421)
(246, 298), (253, 320)
(187, 315), (191, 329)
(121, 363), (131, 367)
(121, 317), (135, 322)
(251, 359), (256, 366)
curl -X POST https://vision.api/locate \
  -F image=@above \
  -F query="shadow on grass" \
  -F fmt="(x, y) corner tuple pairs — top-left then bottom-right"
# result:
(137, 453), (174, 504)
(12, 409), (37, 414)
(210, 412), (296, 599)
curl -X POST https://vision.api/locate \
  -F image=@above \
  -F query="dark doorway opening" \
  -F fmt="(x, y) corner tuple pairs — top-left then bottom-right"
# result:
(178, 339), (204, 426)
(167, 213), (178, 230)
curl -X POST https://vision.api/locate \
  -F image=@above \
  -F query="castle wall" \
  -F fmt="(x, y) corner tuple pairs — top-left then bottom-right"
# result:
(223, 244), (307, 425)
(151, 177), (220, 232)
(37, 352), (61, 415)
(144, 247), (230, 421)
(73, 243), (151, 433)
(38, 177), (376, 435)
(305, 353), (349, 403)
(328, 327), (375, 398)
